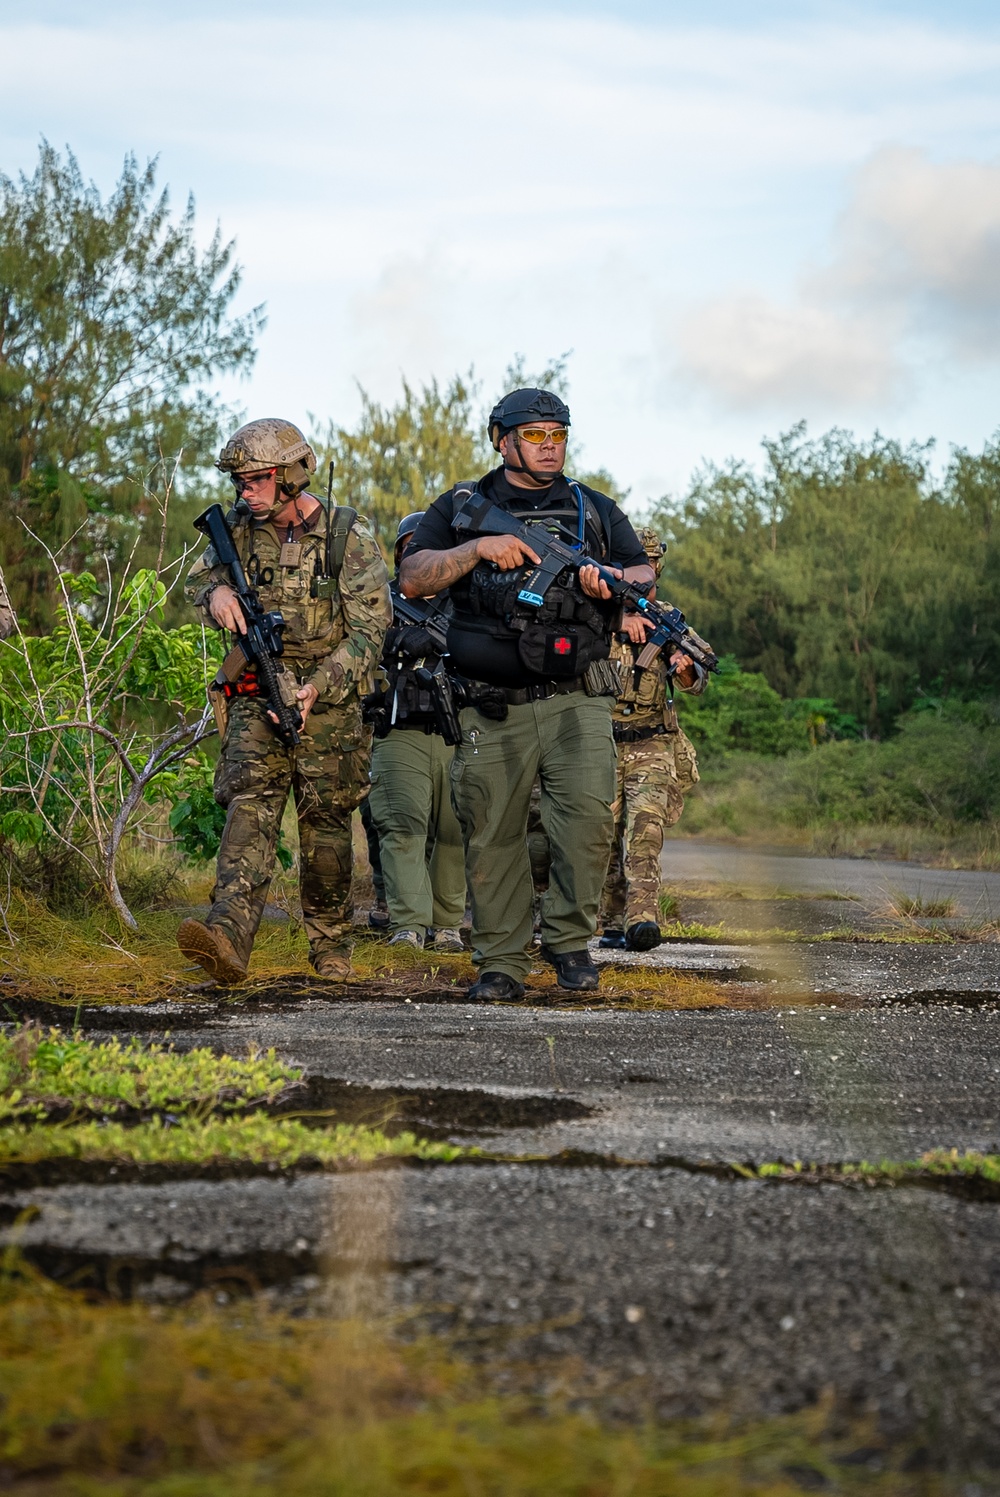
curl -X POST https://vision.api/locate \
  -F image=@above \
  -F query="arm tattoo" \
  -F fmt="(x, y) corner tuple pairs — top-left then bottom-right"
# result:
(399, 540), (481, 598)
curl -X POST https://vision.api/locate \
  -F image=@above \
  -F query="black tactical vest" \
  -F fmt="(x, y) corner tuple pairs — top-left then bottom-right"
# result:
(379, 584), (452, 730)
(445, 476), (618, 690)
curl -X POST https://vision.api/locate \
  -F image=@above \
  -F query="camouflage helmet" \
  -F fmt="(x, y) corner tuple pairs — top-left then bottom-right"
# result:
(216, 418), (318, 498)
(637, 527), (666, 577)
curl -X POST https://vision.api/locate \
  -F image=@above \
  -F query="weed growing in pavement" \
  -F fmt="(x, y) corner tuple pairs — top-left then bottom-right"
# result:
(657, 891), (680, 920)
(744, 1150), (1000, 1189)
(0, 1113), (463, 1168)
(885, 892), (958, 920)
(0, 1026), (300, 1121)
(0, 1260), (976, 1495)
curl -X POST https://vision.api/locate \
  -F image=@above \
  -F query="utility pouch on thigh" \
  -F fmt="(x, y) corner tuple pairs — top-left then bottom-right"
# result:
(583, 656), (622, 698)
(673, 725), (700, 793)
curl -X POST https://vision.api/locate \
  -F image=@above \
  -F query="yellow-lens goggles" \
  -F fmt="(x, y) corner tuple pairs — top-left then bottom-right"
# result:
(517, 427), (569, 445)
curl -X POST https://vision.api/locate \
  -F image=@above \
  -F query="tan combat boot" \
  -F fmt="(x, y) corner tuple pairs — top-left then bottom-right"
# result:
(176, 919), (247, 986)
(312, 948), (353, 982)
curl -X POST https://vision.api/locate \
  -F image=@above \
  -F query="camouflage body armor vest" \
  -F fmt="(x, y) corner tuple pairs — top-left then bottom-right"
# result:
(230, 502), (348, 665)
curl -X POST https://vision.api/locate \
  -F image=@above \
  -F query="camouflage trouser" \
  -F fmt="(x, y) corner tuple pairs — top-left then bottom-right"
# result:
(600, 735), (685, 929)
(209, 697), (371, 967)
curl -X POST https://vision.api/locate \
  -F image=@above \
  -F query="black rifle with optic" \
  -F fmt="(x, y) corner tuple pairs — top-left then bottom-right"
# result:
(383, 592), (463, 745)
(194, 503), (303, 747)
(451, 492), (719, 675)
(363, 590), (509, 743)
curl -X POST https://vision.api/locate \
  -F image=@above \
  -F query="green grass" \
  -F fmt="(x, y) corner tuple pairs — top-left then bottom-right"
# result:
(885, 892), (958, 920)
(0, 1027), (462, 1170)
(0, 1113), (463, 1168)
(0, 1026), (301, 1122)
(743, 1149), (1000, 1188)
(0, 1264), (973, 1495)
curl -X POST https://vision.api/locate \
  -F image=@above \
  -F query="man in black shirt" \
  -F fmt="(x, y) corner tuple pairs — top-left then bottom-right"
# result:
(401, 388), (652, 1000)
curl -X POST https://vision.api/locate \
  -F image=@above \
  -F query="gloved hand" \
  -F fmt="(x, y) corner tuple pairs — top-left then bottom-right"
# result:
(394, 624), (437, 658)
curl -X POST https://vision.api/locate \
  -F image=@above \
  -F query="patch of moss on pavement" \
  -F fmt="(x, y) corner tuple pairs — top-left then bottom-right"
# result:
(0, 1265), (976, 1495)
(737, 1149), (1000, 1191)
(0, 1114), (463, 1169)
(0, 1026), (301, 1121)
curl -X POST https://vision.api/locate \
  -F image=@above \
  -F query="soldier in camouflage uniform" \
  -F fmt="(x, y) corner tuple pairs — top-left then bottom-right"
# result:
(177, 419), (391, 985)
(599, 529), (708, 952)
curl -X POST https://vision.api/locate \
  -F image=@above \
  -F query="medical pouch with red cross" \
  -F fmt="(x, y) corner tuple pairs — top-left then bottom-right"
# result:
(514, 622), (604, 680)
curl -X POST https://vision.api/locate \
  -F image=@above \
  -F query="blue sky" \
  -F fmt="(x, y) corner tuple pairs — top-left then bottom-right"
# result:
(2, 0), (999, 506)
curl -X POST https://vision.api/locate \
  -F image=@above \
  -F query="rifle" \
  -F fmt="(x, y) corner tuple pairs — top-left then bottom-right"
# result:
(452, 492), (719, 676)
(362, 591), (462, 746)
(194, 503), (304, 748)
(390, 591), (451, 655)
(364, 591), (510, 744)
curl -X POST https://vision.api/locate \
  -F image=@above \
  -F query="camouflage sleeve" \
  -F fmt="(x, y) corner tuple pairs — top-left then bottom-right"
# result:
(677, 662), (708, 696)
(184, 544), (232, 629)
(308, 519), (392, 704)
(0, 567), (15, 640)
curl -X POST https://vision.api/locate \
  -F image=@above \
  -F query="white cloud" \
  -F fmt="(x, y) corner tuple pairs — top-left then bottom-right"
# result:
(676, 294), (898, 410)
(2, 6), (1000, 491)
(676, 145), (1000, 411)
(822, 146), (1000, 349)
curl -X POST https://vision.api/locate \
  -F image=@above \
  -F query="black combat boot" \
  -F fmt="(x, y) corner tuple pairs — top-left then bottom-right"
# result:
(368, 897), (390, 931)
(598, 928), (626, 949)
(539, 946), (600, 991)
(626, 921), (663, 952)
(467, 971), (526, 1002)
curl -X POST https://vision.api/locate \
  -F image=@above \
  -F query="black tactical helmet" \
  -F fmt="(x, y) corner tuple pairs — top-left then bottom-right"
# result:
(394, 510), (425, 566)
(488, 388), (571, 451)
(396, 512), (425, 542)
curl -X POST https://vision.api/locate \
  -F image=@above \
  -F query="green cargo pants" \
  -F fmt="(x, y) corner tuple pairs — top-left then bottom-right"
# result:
(210, 697), (371, 968)
(450, 691), (616, 981)
(368, 729), (467, 938)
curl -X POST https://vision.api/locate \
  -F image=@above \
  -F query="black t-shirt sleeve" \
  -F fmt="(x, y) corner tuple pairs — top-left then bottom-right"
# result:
(606, 505), (648, 569)
(578, 485), (647, 569)
(407, 493), (457, 554)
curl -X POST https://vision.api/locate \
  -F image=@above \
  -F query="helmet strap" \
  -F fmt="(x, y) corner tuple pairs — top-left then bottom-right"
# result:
(503, 432), (561, 489)
(264, 471), (287, 519)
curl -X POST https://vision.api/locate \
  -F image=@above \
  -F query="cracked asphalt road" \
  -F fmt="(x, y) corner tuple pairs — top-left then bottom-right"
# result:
(7, 1165), (1000, 1457)
(160, 998), (1000, 1163)
(4, 909), (1000, 1456)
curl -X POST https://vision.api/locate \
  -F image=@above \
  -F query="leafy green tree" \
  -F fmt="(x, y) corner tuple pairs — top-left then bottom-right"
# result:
(939, 435), (1000, 697)
(0, 487), (221, 925)
(0, 141), (262, 630)
(313, 373), (488, 558)
(649, 424), (990, 732)
(312, 356), (630, 559)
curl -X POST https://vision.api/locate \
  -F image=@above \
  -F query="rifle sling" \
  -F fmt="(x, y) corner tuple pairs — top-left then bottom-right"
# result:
(325, 504), (357, 581)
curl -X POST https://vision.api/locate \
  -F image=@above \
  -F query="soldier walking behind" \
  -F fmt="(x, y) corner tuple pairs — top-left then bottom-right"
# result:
(365, 512), (467, 953)
(177, 419), (391, 985)
(400, 388), (654, 1001)
(599, 529), (707, 951)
